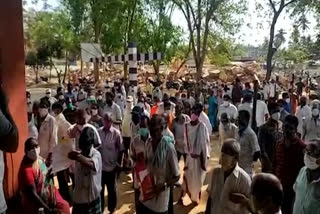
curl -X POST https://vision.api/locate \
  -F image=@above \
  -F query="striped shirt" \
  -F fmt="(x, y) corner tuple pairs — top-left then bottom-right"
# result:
(274, 137), (305, 190)
(98, 126), (124, 172)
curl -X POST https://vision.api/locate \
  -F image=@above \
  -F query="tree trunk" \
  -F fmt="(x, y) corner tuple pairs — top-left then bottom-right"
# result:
(49, 65), (52, 80)
(80, 59), (83, 78)
(153, 61), (160, 81)
(123, 44), (128, 79)
(266, 9), (282, 81)
(93, 23), (100, 82)
(63, 50), (68, 84)
(34, 67), (39, 84)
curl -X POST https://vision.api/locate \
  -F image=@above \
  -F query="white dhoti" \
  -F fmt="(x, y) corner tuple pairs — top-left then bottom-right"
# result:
(182, 155), (206, 203)
(182, 122), (209, 203)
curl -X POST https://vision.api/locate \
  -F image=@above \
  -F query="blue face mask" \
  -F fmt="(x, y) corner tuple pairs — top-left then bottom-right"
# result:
(139, 128), (149, 138)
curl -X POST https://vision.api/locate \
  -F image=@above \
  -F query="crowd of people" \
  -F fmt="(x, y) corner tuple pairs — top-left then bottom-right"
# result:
(19, 76), (320, 214)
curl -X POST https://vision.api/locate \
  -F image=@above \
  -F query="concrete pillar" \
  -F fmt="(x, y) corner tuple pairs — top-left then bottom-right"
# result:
(0, 0), (28, 204)
(128, 42), (138, 104)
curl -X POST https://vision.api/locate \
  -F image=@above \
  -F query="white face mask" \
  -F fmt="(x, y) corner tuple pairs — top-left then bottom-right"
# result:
(272, 112), (281, 121)
(97, 95), (103, 101)
(304, 153), (319, 170)
(223, 101), (229, 106)
(312, 109), (319, 117)
(286, 98), (290, 103)
(59, 95), (64, 100)
(46, 93), (51, 98)
(91, 109), (98, 116)
(39, 108), (48, 118)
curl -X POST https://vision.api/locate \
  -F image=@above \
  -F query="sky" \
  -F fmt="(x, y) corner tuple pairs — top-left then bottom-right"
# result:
(25, 0), (317, 47)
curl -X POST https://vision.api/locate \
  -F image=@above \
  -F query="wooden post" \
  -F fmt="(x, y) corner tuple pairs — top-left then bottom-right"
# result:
(252, 78), (259, 133)
(0, 0), (28, 207)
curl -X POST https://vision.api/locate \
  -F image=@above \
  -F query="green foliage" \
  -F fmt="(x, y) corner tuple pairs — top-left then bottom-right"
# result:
(207, 34), (233, 67)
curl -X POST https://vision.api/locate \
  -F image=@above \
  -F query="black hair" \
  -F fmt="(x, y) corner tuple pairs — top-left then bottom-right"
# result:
(24, 137), (37, 152)
(284, 115), (299, 129)
(52, 102), (63, 112)
(150, 114), (165, 130)
(40, 97), (50, 108)
(243, 93), (253, 103)
(251, 173), (283, 207)
(79, 127), (96, 147)
(238, 110), (250, 123)
(223, 94), (231, 101)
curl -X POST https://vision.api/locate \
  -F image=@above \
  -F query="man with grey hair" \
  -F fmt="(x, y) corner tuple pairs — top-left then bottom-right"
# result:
(293, 139), (320, 214)
(206, 139), (251, 214)
(302, 102), (320, 143)
(98, 112), (124, 214)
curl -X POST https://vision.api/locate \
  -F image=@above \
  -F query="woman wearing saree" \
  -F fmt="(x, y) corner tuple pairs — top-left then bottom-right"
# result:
(18, 138), (70, 214)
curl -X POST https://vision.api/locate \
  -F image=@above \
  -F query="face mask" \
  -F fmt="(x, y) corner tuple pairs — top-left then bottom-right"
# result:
(223, 101), (229, 106)
(46, 93), (51, 98)
(91, 109), (98, 116)
(97, 95), (103, 101)
(220, 153), (235, 172)
(139, 128), (149, 138)
(286, 98), (290, 103)
(27, 147), (40, 161)
(190, 113), (198, 122)
(39, 108), (48, 118)
(304, 153), (319, 170)
(271, 112), (280, 121)
(59, 95), (64, 100)
(312, 109), (319, 117)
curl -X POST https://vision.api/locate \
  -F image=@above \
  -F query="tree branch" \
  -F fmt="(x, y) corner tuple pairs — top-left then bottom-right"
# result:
(284, 0), (298, 7)
(268, 0), (277, 13)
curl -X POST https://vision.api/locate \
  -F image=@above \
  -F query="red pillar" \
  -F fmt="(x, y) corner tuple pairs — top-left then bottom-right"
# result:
(0, 0), (28, 204)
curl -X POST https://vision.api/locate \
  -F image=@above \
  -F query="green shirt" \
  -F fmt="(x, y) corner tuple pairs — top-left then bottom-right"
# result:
(293, 167), (320, 214)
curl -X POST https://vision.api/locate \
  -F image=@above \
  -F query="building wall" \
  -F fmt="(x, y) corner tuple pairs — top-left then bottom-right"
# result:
(0, 0), (28, 204)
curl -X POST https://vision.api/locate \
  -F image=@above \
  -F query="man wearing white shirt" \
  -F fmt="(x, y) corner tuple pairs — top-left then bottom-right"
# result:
(295, 96), (312, 136)
(103, 91), (122, 130)
(269, 79), (281, 99)
(263, 81), (270, 101)
(238, 94), (253, 126)
(52, 102), (74, 203)
(198, 103), (212, 135)
(256, 93), (269, 128)
(38, 98), (58, 166)
(217, 95), (238, 121)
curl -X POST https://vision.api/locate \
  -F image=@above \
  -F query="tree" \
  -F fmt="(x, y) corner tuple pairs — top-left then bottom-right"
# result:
(63, 0), (123, 82)
(173, 0), (247, 90)
(27, 11), (76, 85)
(140, 0), (183, 80)
(265, 0), (313, 80)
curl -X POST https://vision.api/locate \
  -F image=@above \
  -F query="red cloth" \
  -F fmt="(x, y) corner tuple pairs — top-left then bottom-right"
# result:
(18, 159), (70, 214)
(273, 137), (305, 190)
